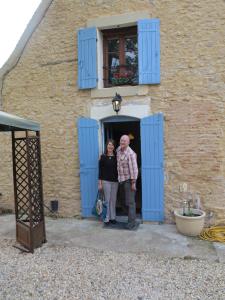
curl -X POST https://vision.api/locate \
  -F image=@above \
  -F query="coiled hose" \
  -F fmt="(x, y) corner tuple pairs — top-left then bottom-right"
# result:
(200, 226), (225, 243)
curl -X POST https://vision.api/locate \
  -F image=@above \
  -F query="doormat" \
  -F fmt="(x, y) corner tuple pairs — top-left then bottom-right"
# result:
(103, 221), (140, 231)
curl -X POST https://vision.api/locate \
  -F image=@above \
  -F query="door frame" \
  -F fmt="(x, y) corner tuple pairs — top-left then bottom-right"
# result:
(101, 116), (142, 217)
(100, 115), (140, 153)
(90, 102), (149, 152)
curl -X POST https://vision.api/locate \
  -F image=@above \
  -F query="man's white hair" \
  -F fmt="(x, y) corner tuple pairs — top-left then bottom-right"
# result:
(120, 135), (130, 143)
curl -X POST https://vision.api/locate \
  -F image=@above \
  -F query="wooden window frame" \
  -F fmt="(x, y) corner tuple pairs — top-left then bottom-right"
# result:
(102, 26), (137, 88)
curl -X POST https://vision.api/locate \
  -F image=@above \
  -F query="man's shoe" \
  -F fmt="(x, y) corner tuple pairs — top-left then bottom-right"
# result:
(104, 221), (110, 226)
(126, 221), (139, 230)
(110, 219), (117, 225)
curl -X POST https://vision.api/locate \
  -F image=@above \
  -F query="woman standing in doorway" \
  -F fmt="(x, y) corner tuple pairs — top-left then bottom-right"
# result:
(98, 139), (118, 225)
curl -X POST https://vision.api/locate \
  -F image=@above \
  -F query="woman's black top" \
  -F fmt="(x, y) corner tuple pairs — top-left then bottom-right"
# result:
(99, 154), (118, 182)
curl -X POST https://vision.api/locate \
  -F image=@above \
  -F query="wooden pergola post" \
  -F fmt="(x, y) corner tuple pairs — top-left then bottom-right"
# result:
(0, 111), (46, 253)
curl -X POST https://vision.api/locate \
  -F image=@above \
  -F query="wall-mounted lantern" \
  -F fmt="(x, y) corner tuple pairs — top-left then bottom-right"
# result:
(112, 93), (122, 114)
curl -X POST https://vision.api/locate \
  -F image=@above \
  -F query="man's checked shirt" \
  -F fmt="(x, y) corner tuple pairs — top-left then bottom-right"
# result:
(117, 146), (138, 183)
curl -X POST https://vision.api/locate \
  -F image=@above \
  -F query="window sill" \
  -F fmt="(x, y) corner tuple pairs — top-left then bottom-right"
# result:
(91, 85), (148, 99)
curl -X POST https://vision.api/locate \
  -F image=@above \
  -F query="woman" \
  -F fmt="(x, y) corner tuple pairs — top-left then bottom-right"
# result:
(98, 139), (118, 225)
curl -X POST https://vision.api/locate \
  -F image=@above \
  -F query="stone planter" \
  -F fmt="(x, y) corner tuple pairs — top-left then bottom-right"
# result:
(174, 208), (206, 236)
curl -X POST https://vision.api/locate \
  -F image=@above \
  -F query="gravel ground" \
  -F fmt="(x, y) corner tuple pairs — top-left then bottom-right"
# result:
(0, 238), (225, 300)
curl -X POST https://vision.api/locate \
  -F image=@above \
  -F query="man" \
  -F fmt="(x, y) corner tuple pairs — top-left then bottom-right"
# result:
(117, 135), (138, 230)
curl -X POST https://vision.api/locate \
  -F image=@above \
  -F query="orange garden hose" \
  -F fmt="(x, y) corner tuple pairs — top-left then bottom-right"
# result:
(200, 226), (225, 243)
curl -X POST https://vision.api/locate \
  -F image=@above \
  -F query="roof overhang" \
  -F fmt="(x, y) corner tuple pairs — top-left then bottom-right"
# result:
(0, 111), (40, 132)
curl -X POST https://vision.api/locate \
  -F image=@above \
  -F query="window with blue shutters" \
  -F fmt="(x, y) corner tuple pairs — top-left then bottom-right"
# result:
(77, 18), (160, 89)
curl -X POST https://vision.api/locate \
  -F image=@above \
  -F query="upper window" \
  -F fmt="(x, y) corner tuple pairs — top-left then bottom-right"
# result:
(77, 19), (160, 90)
(102, 26), (138, 88)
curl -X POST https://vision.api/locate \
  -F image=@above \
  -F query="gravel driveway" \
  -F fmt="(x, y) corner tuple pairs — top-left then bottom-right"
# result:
(0, 238), (225, 300)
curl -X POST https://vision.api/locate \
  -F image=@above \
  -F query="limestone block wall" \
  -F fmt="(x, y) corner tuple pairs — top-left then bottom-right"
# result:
(0, 0), (225, 223)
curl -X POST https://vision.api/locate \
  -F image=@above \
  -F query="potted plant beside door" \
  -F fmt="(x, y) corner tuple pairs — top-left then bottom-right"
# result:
(174, 194), (206, 237)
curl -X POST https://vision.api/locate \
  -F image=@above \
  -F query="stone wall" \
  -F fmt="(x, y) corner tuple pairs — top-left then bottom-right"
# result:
(0, 0), (225, 223)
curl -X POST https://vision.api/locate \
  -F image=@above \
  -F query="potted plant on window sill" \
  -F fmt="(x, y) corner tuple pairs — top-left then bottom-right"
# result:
(112, 73), (131, 86)
(111, 71), (137, 86)
(174, 195), (206, 237)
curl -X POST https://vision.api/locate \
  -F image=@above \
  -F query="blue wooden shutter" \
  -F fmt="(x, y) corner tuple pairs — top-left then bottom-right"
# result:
(77, 118), (99, 217)
(141, 113), (164, 221)
(77, 27), (97, 89)
(138, 19), (160, 84)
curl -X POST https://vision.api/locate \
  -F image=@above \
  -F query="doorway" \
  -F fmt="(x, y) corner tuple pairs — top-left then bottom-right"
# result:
(102, 116), (142, 217)
(78, 113), (164, 221)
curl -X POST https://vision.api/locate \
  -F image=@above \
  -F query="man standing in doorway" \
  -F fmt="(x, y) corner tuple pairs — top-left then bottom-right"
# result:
(117, 135), (138, 230)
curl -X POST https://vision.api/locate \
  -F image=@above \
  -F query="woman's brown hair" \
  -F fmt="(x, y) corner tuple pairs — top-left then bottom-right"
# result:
(104, 139), (116, 155)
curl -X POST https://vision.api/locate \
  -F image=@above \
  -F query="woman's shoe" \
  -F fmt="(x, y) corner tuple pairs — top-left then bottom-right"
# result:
(104, 221), (110, 226)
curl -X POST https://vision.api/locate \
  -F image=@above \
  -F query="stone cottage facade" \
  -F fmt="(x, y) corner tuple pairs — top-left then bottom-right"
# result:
(0, 0), (224, 224)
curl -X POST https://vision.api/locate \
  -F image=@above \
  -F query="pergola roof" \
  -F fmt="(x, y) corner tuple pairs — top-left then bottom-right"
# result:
(0, 111), (40, 132)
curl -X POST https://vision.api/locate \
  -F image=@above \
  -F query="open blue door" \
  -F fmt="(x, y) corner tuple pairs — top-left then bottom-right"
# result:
(141, 113), (164, 221)
(77, 118), (99, 217)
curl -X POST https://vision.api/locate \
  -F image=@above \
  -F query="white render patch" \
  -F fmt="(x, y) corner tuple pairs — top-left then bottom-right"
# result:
(90, 100), (151, 121)
(87, 11), (150, 29)
(96, 29), (104, 89)
(90, 99), (151, 153)
(91, 85), (149, 98)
